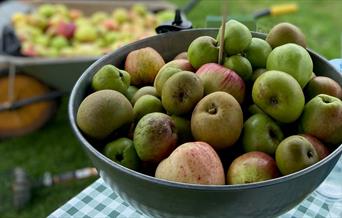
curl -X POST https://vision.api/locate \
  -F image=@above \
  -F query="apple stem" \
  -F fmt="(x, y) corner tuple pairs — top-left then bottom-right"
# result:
(218, 0), (228, 65)
(208, 106), (217, 114)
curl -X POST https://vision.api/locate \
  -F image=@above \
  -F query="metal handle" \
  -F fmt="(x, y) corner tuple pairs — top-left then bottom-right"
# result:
(0, 90), (63, 112)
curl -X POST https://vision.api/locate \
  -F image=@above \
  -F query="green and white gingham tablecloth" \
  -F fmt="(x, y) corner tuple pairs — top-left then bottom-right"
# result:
(48, 171), (342, 218)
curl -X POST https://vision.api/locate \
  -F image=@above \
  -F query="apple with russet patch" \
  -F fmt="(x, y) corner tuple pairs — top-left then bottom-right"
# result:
(162, 71), (204, 115)
(275, 135), (320, 175)
(134, 112), (177, 163)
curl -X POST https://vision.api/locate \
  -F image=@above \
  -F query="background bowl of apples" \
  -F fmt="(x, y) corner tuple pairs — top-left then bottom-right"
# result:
(3, 1), (175, 92)
(69, 20), (342, 217)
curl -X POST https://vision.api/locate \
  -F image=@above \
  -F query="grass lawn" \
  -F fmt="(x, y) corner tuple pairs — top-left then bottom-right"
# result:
(0, 0), (341, 217)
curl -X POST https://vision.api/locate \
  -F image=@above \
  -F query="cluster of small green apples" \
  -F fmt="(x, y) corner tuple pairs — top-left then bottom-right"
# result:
(76, 20), (342, 185)
(11, 3), (173, 58)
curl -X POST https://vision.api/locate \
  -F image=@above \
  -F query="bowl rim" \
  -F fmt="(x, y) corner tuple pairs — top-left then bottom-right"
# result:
(69, 28), (342, 191)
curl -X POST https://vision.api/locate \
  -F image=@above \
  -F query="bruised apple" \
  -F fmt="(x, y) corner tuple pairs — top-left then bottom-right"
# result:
(134, 112), (177, 163)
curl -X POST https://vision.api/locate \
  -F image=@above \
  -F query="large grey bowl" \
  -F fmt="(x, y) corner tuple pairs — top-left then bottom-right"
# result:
(69, 29), (342, 218)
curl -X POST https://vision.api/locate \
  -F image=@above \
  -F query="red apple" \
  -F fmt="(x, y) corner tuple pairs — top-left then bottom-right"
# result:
(304, 76), (342, 101)
(69, 9), (83, 20)
(102, 19), (119, 31)
(56, 21), (76, 39)
(155, 141), (225, 185)
(196, 63), (246, 104)
(21, 42), (38, 57)
(227, 151), (279, 184)
(160, 59), (194, 72)
(300, 134), (330, 160)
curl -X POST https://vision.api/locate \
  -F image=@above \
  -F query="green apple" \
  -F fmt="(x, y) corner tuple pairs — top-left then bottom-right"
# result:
(34, 35), (50, 46)
(50, 36), (68, 50)
(171, 115), (193, 144)
(245, 38), (272, 68)
(275, 135), (319, 175)
(155, 141), (225, 185)
(153, 67), (182, 96)
(299, 94), (342, 145)
(242, 113), (284, 155)
(125, 85), (139, 101)
(112, 8), (129, 24)
(132, 4), (148, 16)
(131, 86), (157, 105)
(92, 65), (130, 94)
(37, 4), (55, 18)
(134, 112), (177, 163)
(104, 138), (140, 170)
(196, 63), (246, 104)
(251, 68), (267, 82)
(133, 95), (164, 121)
(218, 19), (252, 56)
(74, 25), (98, 42)
(90, 11), (108, 24)
(191, 91), (243, 150)
(162, 71), (204, 115)
(304, 76), (342, 101)
(27, 14), (48, 30)
(45, 47), (59, 57)
(77, 90), (133, 139)
(227, 151), (279, 184)
(124, 47), (165, 85)
(266, 43), (313, 88)
(104, 32), (120, 45)
(247, 104), (266, 116)
(223, 55), (253, 81)
(300, 134), (330, 160)
(252, 70), (305, 123)
(187, 36), (219, 69)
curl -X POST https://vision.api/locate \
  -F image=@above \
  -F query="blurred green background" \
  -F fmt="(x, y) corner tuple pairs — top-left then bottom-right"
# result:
(0, 0), (341, 217)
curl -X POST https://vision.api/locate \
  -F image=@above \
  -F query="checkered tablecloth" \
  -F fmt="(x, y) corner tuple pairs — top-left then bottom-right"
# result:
(48, 163), (342, 218)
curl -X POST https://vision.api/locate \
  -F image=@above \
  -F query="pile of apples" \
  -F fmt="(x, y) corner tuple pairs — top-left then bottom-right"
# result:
(76, 20), (342, 185)
(11, 3), (173, 57)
